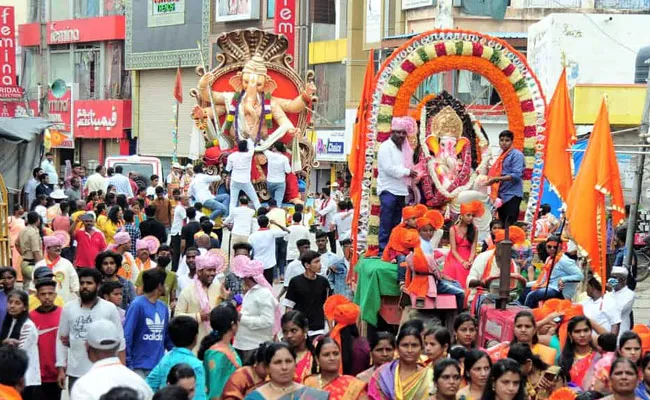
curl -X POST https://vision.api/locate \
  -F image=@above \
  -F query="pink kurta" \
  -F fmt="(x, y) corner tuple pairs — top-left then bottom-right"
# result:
(443, 225), (472, 288)
(8, 216), (25, 279)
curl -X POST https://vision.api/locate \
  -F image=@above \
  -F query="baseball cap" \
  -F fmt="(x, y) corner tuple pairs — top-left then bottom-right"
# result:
(79, 213), (95, 221)
(86, 320), (121, 350)
(33, 266), (55, 281)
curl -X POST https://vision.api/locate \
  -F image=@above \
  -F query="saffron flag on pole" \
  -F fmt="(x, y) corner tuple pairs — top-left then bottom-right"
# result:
(566, 98), (625, 286)
(542, 68), (575, 205)
(348, 50), (375, 284)
(173, 66), (183, 104)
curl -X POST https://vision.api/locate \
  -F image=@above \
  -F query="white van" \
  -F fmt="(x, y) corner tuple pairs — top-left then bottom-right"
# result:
(105, 155), (163, 190)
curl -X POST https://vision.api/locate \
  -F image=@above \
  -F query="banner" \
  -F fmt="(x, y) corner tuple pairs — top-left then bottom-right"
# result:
(366, 0), (381, 44)
(403, 0), (435, 10)
(0, 6), (22, 99)
(215, 0), (260, 22)
(0, 101), (38, 117)
(49, 88), (74, 148)
(274, 0), (295, 66)
(315, 130), (346, 162)
(74, 100), (132, 139)
(148, 0), (186, 27)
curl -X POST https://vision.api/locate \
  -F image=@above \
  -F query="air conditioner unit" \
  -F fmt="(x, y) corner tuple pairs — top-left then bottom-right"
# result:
(452, 0), (462, 6)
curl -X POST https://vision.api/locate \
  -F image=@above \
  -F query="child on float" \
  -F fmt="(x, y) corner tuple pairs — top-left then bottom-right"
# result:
(382, 206), (420, 265)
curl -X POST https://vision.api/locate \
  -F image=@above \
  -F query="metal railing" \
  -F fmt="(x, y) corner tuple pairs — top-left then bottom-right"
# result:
(595, 0), (650, 9)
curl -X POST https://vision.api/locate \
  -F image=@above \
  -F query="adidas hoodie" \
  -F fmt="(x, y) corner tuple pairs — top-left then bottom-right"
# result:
(123, 295), (173, 370)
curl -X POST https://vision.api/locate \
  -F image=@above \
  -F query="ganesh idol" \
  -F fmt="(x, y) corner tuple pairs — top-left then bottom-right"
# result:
(190, 29), (317, 204)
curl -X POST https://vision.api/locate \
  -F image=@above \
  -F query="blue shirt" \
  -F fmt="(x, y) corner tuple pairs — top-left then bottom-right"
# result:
(123, 223), (141, 252)
(123, 295), (173, 370)
(146, 347), (206, 400)
(529, 254), (584, 299)
(0, 291), (6, 327)
(498, 148), (524, 202)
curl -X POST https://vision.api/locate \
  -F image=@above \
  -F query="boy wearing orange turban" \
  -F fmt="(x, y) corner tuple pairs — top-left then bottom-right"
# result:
(381, 206), (419, 263)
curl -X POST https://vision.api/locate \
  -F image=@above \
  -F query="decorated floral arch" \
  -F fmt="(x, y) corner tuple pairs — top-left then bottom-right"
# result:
(359, 29), (548, 252)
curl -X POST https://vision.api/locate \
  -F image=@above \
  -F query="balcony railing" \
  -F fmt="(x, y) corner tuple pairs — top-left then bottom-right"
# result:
(523, 0), (582, 7)
(595, 0), (650, 9)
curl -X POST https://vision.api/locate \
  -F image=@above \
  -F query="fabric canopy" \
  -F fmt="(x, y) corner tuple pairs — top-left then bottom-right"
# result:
(0, 118), (50, 194)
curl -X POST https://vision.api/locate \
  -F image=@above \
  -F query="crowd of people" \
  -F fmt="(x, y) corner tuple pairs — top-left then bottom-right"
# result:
(0, 126), (645, 400)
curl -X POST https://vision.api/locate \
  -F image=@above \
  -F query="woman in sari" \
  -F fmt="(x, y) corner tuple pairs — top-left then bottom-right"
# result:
(480, 359), (526, 400)
(324, 294), (370, 376)
(559, 316), (601, 390)
(507, 343), (563, 400)
(636, 353), (650, 400)
(223, 342), (270, 400)
(424, 327), (452, 367)
(200, 302), (242, 399)
(304, 337), (367, 400)
(509, 311), (557, 366)
(605, 358), (640, 400)
(357, 332), (395, 384)
(593, 331), (643, 393)
(282, 311), (316, 383)
(244, 342), (329, 400)
(454, 313), (479, 350)
(368, 323), (433, 400)
(457, 349), (491, 400)
(435, 359), (463, 400)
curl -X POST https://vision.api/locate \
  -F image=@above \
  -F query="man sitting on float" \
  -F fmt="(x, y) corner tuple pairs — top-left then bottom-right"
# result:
(400, 210), (466, 311)
(466, 226), (527, 315)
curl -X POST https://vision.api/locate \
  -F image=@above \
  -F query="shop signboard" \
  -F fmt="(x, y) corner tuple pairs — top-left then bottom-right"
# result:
(0, 6), (22, 99)
(274, 0), (295, 65)
(45, 16), (125, 45)
(48, 88), (74, 149)
(215, 0), (260, 22)
(402, 0), (435, 10)
(74, 100), (132, 139)
(148, 0), (186, 27)
(0, 101), (38, 117)
(315, 130), (346, 162)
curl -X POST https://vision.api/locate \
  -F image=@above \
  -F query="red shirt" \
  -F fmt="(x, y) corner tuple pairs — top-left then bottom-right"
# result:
(30, 306), (62, 383)
(74, 229), (107, 268)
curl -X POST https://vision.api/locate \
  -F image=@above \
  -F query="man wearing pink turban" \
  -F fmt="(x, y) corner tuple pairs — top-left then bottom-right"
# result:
(176, 251), (225, 353)
(231, 255), (281, 363)
(110, 231), (139, 284)
(33, 235), (79, 303)
(377, 116), (419, 253)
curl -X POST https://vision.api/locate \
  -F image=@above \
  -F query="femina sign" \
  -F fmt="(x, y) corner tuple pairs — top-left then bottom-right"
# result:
(49, 23), (80, 44)
(0, 6), (21, 96)
(274, 0), (295, 66)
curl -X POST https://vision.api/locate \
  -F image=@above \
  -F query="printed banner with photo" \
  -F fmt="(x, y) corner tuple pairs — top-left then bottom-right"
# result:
(148, 0), (186, 27)
(215, 0), (260, 22)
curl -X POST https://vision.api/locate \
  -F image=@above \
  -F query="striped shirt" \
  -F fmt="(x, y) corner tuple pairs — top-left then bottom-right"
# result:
(108, 173), (134, 197)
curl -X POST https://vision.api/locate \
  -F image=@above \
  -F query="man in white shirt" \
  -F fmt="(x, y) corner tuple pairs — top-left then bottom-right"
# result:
(264, 142), (292, 206)
(33, 236), (79, 302)
(286, 213), (311, 263)
(377, 116), (418, 253)
(146, 175), (160, 197)
(317, 188), (338, 253)
(107, 165), (134, 198)
(610, 266), (636, 339)
(581, 276), (621, 335)
(84, 165), (107, 195)
(226, 138), (262, 211)
(41, 152), (59, 189)
(249, 215), (289, 286)
(315, 231), (340, 277)
(224, 196), (257, 246)
(188, 164), (228, 220)
(70, 320), (153, 400)
(332, 200), (353, 243)
(170, 191), (188, 272)
(331, 181), (345, 202)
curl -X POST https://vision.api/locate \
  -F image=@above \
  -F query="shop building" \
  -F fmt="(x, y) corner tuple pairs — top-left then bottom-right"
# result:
(18, 0), (132, 172)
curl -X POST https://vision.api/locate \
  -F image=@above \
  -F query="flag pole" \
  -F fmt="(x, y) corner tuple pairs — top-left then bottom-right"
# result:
(172, 57), (180, 163)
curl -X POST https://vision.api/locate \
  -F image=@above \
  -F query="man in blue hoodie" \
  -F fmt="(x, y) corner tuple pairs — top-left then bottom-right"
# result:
(124, 268), (173, 378)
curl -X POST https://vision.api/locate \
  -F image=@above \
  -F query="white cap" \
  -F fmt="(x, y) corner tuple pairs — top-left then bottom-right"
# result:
(50, 189), (67, 200)
(567, 240), (578, 253)
(172, 162), (182, 169)
(86, 320), (121, 350)
(611, 266), (629, 277)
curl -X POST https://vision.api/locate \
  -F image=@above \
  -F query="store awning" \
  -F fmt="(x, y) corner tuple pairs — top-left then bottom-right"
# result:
(381, 31), (527, 49)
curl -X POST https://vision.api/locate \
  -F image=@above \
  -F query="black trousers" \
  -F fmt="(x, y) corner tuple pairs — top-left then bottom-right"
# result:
(171, 234), (182, 272)
(39, 382), (61, 400)
(263, 267), (274, 286)
(497, 196), (522, 226)
(327, 230), (337, 254)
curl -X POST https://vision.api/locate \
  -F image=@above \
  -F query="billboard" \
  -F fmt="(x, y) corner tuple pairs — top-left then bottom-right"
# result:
(125, 0), (209, 70)
(215, 0), (260, 22)
(0, 6), (22, 99)
(48, 88), (74, 149)
(274, 0), (295, 65)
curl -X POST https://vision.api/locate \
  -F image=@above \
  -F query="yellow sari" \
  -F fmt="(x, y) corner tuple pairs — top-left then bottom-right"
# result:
(368, 360), (433, 400)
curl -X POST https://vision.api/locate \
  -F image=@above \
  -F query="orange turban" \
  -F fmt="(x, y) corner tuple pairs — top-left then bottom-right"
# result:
(402, 206), (418, 220)
(460, 201), (485, 218)
(425, 210), (445, 230)
(548, 388), (577, 400)
(414, 204), (428, 218)
(416, 217), (434, 230)
(324, 295), (360, 373)
(493, 226), (527, 246)
(536, 299), (584, 347)
(633, 325), (650, 355)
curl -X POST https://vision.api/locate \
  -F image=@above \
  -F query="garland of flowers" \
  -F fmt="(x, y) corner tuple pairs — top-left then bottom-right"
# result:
(358, 30), (547, 253)
(223, 90), (243, 132)
(221, 91), (273, 143)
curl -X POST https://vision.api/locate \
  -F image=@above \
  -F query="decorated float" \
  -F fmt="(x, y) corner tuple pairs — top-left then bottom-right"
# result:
(352, 29), (549, 330)
(190, 29), (317, 204)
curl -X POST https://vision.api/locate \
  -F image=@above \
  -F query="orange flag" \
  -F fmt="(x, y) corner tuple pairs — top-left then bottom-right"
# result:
(173, 65), (183, 104)
(348, 50), (375, 284)
(542, 69), (575, 204)
(566, 98), (625, 284)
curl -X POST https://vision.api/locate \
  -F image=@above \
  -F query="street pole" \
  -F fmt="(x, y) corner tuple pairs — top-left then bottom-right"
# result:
(623, 65), (650, 271)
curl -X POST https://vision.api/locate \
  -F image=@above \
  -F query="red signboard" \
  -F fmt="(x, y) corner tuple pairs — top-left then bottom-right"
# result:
(74, 100), (132, 139)
(0, 101), (38, 117)
(18, 16), (125, 47)
(274, 0), (295, 66)
(0, 6), (21, 99)
(49, 88), (74, 148)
